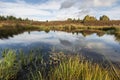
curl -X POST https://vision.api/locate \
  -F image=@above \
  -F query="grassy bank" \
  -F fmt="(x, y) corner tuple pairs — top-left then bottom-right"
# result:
(0, 23), (39, 39)
(0, 21), (120, 42)
(0, 20), (120, 33)
(0, 49), (120, 80)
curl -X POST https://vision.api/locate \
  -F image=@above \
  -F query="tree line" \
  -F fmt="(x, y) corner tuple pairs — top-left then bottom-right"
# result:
(0, 15), (29, 21)
(0, 15), (110, 22)
(0, 15), (119, 26)
(67, 15), (110, 22)
(67, 15), (120, 26)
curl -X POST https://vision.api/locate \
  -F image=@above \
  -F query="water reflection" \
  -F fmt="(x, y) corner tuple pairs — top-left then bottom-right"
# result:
(0, 30), (120, 63)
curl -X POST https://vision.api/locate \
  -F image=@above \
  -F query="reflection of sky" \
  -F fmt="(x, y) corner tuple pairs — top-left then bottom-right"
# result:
(0, 31), (120, 62)
(0, 31), (77, 45)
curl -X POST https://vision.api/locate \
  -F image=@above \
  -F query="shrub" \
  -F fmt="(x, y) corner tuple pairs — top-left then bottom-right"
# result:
(83, 15), (97, 22)
(100, 15), (110, 21)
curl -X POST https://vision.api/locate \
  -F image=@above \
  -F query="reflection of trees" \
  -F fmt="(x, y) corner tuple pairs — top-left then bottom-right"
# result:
(0, 29), (21, 39)
(115, 29), (120, 42)
(78, 30), (105, 37)
(106, 28), (120, 42)
(28, 31), (31, 34)
(73, 29), (120, 43)
(81, 31), (94, 37)
(0, 25), (38, 39)
(115, 33), (120, 42)
(97, 32), (105, 37)
(44, 29), (50, 33)
(1, 25), (120, 43)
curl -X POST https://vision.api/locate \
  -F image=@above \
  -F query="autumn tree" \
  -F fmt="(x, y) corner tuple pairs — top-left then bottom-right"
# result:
(100, 15), (110, 21)
(83, 15), (97, 22)
(67, 18), (72, 21)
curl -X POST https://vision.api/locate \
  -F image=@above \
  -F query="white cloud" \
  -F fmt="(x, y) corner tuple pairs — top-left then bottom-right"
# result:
(0, 0), (62, 20)
(0, 0), (119, 20)
(99, 7), (120, 20)
(60, 0), (77, 9)
(94, 0), (117, 7)
(57, 0), (119, 20)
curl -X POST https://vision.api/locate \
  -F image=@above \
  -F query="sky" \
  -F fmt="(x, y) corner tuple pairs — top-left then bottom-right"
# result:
(0, 0), (120, 21)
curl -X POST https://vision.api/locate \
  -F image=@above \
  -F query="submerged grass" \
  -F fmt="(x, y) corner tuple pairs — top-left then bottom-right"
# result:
(0, 49), (120, 80)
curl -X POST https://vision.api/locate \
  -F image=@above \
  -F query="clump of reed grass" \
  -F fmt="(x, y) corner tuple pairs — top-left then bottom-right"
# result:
(0, 49), (120, 80)
(50, 56), (111, 80)
(0, 49), (44, 80)
(27, 70), (43, 80)
(0, 50), (20, 80)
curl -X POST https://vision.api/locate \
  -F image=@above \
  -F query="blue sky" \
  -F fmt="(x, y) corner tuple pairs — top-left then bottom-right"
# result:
(0, 0), (120, 21)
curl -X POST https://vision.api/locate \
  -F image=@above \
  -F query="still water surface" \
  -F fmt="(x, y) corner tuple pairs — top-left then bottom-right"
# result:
(0, 31), (120, 62)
